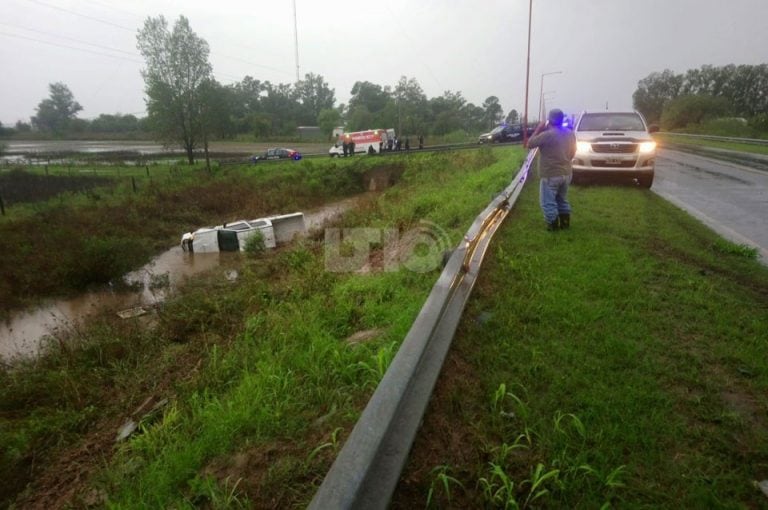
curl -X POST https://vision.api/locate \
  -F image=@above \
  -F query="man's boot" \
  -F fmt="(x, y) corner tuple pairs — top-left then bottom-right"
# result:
(559, 214), (570, 229)
(547, 217), (559, 231)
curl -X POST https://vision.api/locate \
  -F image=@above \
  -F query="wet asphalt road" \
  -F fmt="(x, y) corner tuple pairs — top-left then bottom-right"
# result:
(653, 149), (768, 262)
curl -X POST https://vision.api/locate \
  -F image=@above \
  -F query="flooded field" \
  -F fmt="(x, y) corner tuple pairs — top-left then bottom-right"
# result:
(0, 140), (331, 163)
(0, 197), (358, 360)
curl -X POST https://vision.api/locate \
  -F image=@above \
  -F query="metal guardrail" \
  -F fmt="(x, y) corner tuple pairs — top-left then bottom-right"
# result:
(658, 132), (768, 146)
(308, 149), (537, 509)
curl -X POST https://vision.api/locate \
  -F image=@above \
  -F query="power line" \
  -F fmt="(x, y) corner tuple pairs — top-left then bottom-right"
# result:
(27, 0), (136, 32)
(0, 30), (142, 63)
(75, 0), (145, 21)
(0, 21), (138, 57)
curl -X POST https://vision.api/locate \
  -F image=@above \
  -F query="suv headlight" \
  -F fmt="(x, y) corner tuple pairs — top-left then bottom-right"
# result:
(576, 141), (592, 155)
(638, 141), (656, 154)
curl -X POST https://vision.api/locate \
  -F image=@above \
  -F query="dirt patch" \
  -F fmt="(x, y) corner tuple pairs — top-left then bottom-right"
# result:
(346, 328), (384, 345)
(362, 164), (404, 191)
(199, 423), (351, 508)
(390, 348), (486, 509)
(722, 390), (762, 424)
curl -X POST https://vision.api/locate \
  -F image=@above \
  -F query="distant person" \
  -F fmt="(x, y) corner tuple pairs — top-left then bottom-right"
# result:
(405, 137), (410, 151)
(418, 134), (424, 149)
(349, 139), (355, 156)
(396, 138), (402, 151)
(526, 108), (576, 231)
(387, 137), (394, 151)
(342, 136), (349, 157)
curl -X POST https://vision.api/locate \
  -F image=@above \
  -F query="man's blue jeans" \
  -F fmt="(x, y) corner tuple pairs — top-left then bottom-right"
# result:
(540, 175), (572, 223)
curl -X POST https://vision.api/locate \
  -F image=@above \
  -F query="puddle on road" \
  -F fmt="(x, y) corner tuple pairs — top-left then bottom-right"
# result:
(0, 197), (359, 361)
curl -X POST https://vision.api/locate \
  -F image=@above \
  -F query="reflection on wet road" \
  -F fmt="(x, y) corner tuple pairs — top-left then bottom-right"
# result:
(653, 149), (768, 261)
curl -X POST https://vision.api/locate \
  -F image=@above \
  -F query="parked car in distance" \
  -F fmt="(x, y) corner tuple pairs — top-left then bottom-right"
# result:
(250, 148), (302, 163)
(478, 124), (535, 144)
(571, 111), (658, 188)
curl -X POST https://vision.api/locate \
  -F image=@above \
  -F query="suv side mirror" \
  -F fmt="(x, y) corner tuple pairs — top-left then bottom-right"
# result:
(648, 124), (660, 133)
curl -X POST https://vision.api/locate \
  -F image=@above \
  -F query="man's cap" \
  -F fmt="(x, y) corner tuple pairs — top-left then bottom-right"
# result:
(548, 109), (564, 126)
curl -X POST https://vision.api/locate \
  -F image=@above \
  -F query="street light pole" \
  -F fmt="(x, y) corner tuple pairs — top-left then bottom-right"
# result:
(538, 71), (562, 122)
(523, 0), (532, 147)
(541, 91), (556, 122)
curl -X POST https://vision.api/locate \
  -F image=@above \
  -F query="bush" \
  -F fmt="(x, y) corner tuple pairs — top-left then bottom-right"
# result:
(749, 113), (768, 134)
(243, 230), (266, 256)
(682, 117), (753, 137)
(660, 94), (731, 130)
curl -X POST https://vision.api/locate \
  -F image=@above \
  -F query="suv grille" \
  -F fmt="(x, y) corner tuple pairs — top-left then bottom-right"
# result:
(592, 159), (637, 168)
(591, 143), (637, 154)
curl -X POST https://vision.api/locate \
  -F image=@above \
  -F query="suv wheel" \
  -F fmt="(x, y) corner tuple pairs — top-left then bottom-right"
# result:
(637, 174), (654, 189)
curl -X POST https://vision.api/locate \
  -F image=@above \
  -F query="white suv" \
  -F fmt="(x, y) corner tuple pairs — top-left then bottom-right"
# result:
(572, 111), (658, 188)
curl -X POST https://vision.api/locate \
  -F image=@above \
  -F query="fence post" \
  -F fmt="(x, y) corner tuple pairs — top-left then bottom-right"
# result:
(0, 195), (5, 216)
(146, 166), (149, 177)
(45, 165), (49, 176)
(132, 176), (137, 193)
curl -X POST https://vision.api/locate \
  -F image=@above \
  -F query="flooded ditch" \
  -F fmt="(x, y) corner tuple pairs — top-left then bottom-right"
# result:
(0, 197), (360, 361)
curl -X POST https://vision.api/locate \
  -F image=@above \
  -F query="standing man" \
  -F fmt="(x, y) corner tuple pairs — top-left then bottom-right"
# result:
(342, 134), (349, 157)
(526, 108), (576, 231)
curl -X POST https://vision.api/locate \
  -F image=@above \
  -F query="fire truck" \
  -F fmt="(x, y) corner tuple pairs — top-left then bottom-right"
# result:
(329, 129), (393, 157)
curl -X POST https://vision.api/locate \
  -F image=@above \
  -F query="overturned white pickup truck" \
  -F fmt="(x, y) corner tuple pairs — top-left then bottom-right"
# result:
(181, 212), (305, 253)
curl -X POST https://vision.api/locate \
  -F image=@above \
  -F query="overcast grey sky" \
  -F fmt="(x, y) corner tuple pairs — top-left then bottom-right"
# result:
(1, 0), (766, 126)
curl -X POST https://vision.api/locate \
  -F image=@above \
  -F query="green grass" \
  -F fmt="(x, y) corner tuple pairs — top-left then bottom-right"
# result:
(656, 133), (768, 157)
(0, 147), (523, 508)
(394, 182), (768, 508)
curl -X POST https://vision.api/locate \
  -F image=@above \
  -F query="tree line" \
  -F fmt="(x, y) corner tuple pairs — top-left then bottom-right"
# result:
(2, 15), (521, 165)
(632, 64), (768, 132)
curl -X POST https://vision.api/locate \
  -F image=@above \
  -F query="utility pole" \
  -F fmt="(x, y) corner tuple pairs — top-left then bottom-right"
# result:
(523, 0), (532, 146)
(293, 0), (300, 82)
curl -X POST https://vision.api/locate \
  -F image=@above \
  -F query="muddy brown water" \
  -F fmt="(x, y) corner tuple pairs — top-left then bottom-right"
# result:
(0, 197), (359, 361)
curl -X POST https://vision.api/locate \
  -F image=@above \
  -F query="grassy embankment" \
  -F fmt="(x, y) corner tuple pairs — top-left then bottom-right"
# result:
(393, 181), (768, 508)
(656, 133), (768, 157)
(0, 157), (383, 312)
(1, 147), (519, 508)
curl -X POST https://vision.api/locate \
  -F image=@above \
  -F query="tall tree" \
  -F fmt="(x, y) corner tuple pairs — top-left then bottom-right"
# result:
(430, 91), (466, 135)
(461, 103), (486, 132)
(394, 76), (428, 136)
(632, 69), (683, 123)
(31, 82), (83, 133)
(505, 109), (520, 124)
(482, 96), (504, 128)
(317, 108), (341, 139)
(197, 79), (232, 171)
(137, 15), (212, 164)
(296, 73), (335, 123)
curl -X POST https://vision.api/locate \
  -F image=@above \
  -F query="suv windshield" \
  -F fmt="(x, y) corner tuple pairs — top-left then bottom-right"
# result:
(490, 126), (504, 134)
(578, 113), (646, 132)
